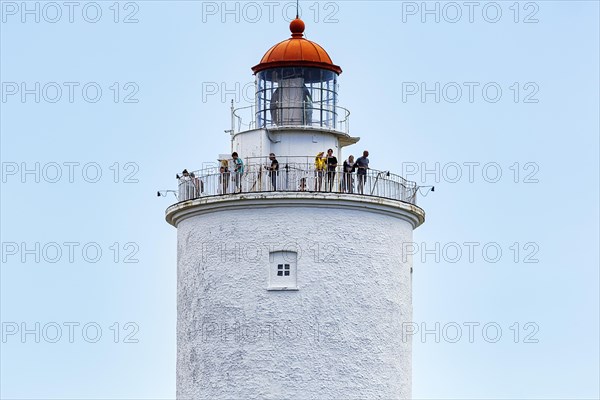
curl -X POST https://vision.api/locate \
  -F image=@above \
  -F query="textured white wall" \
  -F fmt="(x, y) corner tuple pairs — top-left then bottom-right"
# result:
(233, 128), (343, 161)
(270, 130), (339, 158)
(175, 201), (415, 399)
(232, 129), (268, 159)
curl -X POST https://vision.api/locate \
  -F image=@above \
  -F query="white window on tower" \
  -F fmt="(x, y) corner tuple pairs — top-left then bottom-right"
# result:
(268, 251), (298, 290)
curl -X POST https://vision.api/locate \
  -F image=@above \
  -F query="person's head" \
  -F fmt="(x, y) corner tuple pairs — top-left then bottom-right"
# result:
(182, 169), (189, 177)
(316, 151), (324, 159)
(363, 150), (369, 157)
(327, 149), (333, 155)
(349, 155), (354, 162)
(232, 152), (238, 159)
(219, 166), (225, 172)
(269, 153), (276, 160)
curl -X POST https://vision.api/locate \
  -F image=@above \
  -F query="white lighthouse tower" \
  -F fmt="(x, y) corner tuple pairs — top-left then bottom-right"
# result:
(165, 18), (425, 399)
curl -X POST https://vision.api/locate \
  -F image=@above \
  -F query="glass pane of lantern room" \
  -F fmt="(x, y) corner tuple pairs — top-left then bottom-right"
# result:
(255, 67), (339, 129)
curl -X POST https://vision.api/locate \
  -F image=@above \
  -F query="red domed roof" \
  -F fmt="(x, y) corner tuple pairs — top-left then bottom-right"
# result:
(251, 18), (342, 75)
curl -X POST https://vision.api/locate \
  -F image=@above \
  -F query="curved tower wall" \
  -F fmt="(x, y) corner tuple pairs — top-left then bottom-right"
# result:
(174, 197), (416, 399)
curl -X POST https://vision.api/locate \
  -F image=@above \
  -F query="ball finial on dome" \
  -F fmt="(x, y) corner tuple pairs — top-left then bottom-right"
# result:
(290, 18), (305, 37)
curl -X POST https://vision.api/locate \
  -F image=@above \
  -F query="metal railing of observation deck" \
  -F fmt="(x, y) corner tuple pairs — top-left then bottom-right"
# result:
(175, 156), (419, 205)
(231, 104), (350, 134)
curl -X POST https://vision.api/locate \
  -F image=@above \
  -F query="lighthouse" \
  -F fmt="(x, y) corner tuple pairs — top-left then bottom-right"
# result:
(165, 18), (425, 399)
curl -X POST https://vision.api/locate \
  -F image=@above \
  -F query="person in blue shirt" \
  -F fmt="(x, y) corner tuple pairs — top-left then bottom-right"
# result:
(355, 150), (369, 194)
(232, 152), (244, 193)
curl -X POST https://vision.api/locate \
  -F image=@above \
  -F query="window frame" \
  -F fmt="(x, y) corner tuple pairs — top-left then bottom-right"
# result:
(268, 251), (298, 291)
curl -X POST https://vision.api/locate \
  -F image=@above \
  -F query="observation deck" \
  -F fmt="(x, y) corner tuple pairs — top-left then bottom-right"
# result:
(165, 156), (426, 228)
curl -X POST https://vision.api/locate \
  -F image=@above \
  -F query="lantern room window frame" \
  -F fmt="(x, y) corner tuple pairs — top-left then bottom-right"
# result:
(255, 67), (338, 130)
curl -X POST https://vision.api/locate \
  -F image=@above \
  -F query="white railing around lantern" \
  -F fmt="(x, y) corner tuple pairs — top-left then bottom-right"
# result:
(231, 104), (350, 134)
(176, 156), (419, 205)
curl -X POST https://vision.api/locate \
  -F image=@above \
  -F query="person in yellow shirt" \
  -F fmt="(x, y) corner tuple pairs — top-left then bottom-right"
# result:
(314, 151), (326, 191)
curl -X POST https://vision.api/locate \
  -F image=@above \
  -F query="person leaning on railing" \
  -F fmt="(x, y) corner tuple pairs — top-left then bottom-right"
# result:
(177, 169), (203, 200)
(190, 171), (203, 198)
(299, 177), (307, 191)
(343, 155), (356, 194)
(355, 150), (370, 194)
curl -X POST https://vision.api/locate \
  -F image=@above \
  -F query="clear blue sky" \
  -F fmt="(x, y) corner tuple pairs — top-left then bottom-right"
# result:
(1, 1), (599, 398)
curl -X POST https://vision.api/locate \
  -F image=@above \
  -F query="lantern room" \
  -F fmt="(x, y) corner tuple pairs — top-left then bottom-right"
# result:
(251, 18), (342, 130)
